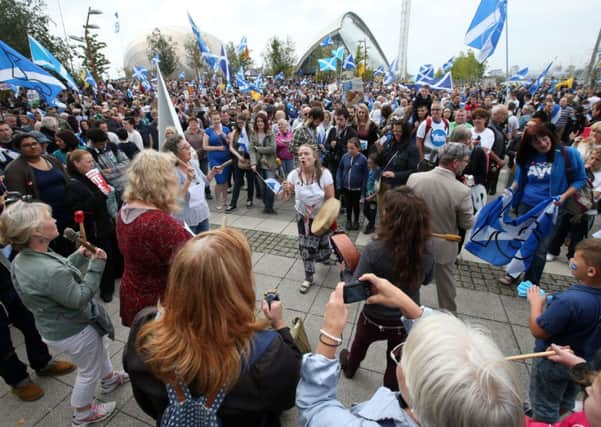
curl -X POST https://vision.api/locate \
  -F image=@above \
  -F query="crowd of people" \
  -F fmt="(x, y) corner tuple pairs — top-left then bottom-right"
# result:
(0, 74), (600, 426)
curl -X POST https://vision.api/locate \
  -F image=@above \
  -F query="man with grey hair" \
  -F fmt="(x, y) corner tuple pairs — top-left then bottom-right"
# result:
(488, 104), (508, 195)
(407, 143), (474, 312)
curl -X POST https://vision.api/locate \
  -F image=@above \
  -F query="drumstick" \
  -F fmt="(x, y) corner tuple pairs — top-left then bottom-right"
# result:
(505, 350), (557, 361)
(431, 233), (462, 242)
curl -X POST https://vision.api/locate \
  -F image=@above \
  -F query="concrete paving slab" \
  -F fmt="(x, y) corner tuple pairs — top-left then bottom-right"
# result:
(121, 396), (155, 425)
(455, 287), (508, 322)
(255, 218), (293, 234)
(254, 254), (295, 278)
(458, 315), (521, 357)
(254, 273), (281, 299)
(277, 279), (318, 313)
(500, 294), (531, 327)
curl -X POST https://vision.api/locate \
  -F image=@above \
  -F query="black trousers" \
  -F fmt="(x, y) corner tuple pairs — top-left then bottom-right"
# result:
(342, 189), (361, 222)
(548, 210), (589, 259)
(0, 288), (51, 386)
(363, 199), (377, 227)
(230, 166), (254, 208)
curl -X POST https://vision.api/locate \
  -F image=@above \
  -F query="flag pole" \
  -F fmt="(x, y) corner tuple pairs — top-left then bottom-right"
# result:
(505, 0), (510, 102)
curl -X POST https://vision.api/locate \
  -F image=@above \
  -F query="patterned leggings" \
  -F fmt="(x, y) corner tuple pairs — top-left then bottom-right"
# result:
(296, 214), (332, 281)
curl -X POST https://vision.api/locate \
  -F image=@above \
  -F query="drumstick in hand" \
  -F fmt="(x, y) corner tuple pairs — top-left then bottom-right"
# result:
(431, 233), (462, 242)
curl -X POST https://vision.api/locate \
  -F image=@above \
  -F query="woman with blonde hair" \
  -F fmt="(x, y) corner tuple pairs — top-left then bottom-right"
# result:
(354, 103), (379, 155)
(123, 228), (301, 426)
(116, 150), (190, 326)
(0, 201), (129, 426)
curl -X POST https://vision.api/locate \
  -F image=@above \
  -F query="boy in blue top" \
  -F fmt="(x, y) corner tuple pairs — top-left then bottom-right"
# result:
(362, 153), (381, 234)
(336, 138), (368, 231)
(527, 238), (601, 424)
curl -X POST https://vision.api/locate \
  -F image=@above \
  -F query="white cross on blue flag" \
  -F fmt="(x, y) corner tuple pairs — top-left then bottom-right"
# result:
(464, 0), (507, 63)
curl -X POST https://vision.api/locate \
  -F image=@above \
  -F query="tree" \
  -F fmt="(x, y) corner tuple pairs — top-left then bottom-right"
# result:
(1, 0), (73, 70)
(434, 68), (444, 79)
(225, 41), (253, 73)
(73, 32), (109, 81)
(147, 28), (178, 76)
(451, 50), (486, 83)
(262, 36), (297, 76)
(184, 35), (204, 77)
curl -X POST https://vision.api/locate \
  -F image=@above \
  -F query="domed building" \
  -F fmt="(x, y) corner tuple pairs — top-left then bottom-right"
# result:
(295, 11), (390, 75)
(123, 26), (224, 79)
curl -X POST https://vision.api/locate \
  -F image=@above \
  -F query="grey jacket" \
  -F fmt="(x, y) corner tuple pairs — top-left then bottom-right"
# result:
(11, 248), (105, 341)
(249, 133), (277, 170)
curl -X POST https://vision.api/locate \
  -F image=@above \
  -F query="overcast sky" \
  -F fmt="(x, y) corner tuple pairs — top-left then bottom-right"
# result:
(46, 0), (599, 78)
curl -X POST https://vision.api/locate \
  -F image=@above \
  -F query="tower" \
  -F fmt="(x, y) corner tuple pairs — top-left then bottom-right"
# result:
(397, 0), (411, 80)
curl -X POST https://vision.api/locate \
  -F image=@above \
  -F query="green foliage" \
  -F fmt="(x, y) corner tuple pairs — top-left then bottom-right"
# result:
(225, 41), (253, 74)
(0, 0), (73, 71)
(434, 68), (444, 79)
(184, 35), (204, 75)
(146, 28), (178, 76)
(262, 36), (296, 76)
(74, 32), (109, 81)
(451, 50), (486, 83)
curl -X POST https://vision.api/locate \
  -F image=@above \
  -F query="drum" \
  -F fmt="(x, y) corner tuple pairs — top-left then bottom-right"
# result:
(311, 198), (341, 236)
(330, 232), (361, 273)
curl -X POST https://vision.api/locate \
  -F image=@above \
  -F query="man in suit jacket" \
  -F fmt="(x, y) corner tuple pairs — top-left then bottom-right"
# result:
(407, 143), (474, 312)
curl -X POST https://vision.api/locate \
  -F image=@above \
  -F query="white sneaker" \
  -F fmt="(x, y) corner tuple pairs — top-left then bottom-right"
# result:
(299, 280), (313, 294)
(72, 401), (116, 426)
(546, 254), (556, 262)
(100, 371), (130, 394)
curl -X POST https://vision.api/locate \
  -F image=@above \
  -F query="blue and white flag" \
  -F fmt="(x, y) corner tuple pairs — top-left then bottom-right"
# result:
(187, 11), (217, 69)
(152, 53), (160, 65)
(274, 71), (284, 80)
(342, 54), (356, 70)
(114, 12), (119, 33)
(237, 75), (250, 93)
(254, 73), (264, 89)
(529, 62), (553, 95)
(0, 39), (65, 105)
(318, 57), (337, 72)
(237, 36), (247, 55)
(431, 72), (453, 91)
(442, 56), (455, 72)
(264, 178), (282, 194)
(126, 88), (133, 98)
(464, 0), (507, 63)
(178, 71), (185, 79)
(510, 66), (528, 81)
(219, 45), (230, 83)
(331, 47), (345, 61)
(236, 67), (245, 82)
(416, 64), (435, 84)
(28, 35), (78, 92)
(465, 192), (558, 277)
(320, 35), (333, 47)
(84, 69), (97, 92)
(140, 79), (151, 91)
(132, 66), (148, 81)
(373, 65), (385, 76)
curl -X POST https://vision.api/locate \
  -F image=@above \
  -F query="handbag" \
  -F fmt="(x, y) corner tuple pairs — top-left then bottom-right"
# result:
(561, 148), (594, 220)
(290, 317), (311, 354)
(89, 299), (115, 340)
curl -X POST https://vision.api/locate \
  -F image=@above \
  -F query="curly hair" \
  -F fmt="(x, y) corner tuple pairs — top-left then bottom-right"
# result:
(375, 186), (431, 289)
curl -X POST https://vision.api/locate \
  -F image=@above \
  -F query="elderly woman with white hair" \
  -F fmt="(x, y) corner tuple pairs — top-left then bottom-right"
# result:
(296, 275), (524, 427)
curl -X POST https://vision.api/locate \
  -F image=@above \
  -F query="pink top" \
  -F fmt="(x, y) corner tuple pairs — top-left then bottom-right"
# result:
(275, 130), (294, 160)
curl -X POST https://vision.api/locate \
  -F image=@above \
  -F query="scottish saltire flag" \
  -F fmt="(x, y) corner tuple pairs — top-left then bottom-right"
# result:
(442, 56), (455, 72)
(219, 45), (230, 83)
(264, 178), (282, 194)
(274, 71), (284, 80)
(187, 12), (217, 69)
(236, 67), (245, 81)
(84, 70), (97, 92)
(431, 72), (453, 91)
(236, 74), (250, 93)
(373, 65), (385, 76)
(140, 79), (151, 91)
(529, 62), (553, 95)
(416, 64), (435, 83)
(320, 35), (333, 47)
(465, 192), (558, 277)
(465, 0), (507, 63)
(237, 36), (247, 54)
(132, 66), (148, 81)
(178, 71), (185, 79)
(126, 88), (133, 98)
(342, 54), (356, 70)
(331, 47), (345, 61)
(152, 54), (160, 65)
(114, 12), (119, 33)
(510, 66), (528, 81)
(318, 57), (337, 72)
(28, 35), (78, 92)
(0, 39), (66, 104)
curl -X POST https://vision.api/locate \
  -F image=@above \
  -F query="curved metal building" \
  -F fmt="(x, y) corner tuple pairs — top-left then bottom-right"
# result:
(295, 11), (390, 75)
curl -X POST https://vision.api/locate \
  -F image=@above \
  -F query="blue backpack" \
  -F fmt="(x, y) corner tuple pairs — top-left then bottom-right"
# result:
(160, 330), (277, 427)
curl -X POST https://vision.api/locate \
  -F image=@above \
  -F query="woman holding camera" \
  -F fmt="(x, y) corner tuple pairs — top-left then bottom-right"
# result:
(0, 201), (128, 426)
(339, 187), (434, 391)
(124, 228), (301, 426)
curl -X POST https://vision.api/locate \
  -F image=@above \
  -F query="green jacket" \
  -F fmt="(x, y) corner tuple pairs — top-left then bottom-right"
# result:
(11, 249), (106, 341)
(249, 132), (277, 170)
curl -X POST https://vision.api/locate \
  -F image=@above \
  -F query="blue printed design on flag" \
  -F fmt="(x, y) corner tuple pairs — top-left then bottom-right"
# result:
(28, 35), (78, 91)
(187, 12), (217, 69)
(529, 62), (553, 95)
(237, 36), (247, 54)
(264, 178), (282, 194)
(318, 57), (337, 72)
(465, 0), (507, 62)
(132, 66), (148, 81)
(342, 54), (355, 70)
(373, 66), (385, 76)
(430, 128), (447, 148)
(465, 191), (558, 277)
(442, 56), (455, 73)
(510, 67), (528, 81)
(331, 47), (345, 61)
(320, 35), (333, 47)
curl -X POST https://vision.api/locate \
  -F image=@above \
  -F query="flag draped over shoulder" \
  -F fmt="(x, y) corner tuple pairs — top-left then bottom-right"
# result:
(0, 39), (65, 105)
(465, 192), (558, 278)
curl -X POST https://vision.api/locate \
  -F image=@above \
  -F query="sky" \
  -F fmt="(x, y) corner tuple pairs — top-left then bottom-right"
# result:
(45, 0), (599, 79)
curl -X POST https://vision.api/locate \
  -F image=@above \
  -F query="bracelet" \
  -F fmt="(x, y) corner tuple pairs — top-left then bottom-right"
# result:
(319, 329), (342, 345)
(319, 335), (341, 347)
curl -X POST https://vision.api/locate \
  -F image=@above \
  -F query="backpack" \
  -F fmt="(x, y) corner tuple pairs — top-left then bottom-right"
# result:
(561, 147), (595, 219)
(423, 117), (449, 139)
(160, 330), (277, 427)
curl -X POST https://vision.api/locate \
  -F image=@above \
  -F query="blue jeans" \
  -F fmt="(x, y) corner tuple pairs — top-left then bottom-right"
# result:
(529, 358), (580, 423)
(517, 203), (553, 284)
(259, 169), (275, 210)
(190, 219), (210, 234)
(280, 159), (294, 179)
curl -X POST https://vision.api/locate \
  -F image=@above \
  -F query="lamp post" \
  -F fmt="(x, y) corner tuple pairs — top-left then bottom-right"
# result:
(70, 7), (103, 82)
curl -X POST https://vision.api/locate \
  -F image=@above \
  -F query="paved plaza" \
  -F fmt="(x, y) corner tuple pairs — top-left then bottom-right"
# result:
(2, 193), (579, 427)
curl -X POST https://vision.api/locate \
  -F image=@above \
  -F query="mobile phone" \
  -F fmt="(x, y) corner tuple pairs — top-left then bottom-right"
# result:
(264, 290), (280, 309)
(343, 280), (372, 304)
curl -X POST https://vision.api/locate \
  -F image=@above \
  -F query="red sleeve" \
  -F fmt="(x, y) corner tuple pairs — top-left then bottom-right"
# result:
(144, 212), (191, 265)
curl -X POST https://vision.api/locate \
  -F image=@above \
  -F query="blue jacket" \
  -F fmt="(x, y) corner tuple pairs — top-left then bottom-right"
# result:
(512, 146), (586, 208)
(336, 152), (368, 193)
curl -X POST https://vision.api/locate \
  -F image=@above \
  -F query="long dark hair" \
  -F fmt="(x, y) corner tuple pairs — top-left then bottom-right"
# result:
(375, 186), (431, 289)
(516, 124), (558, 167)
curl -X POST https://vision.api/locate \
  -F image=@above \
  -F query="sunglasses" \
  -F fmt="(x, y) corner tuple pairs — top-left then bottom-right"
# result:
(389, 342), (405, 365)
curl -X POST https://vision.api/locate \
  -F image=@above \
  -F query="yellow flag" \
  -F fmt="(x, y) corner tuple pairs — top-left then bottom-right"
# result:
(250, 90), (261, 101)
(81, 70), (89, 88)
(555, 77), (573, 89)
(358, 63), (366, 76)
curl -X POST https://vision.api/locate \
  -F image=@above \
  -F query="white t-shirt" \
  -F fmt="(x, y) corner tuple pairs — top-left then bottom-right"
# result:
(417, 119), (448, 151)
(128, 129), (144, 151)
(471, 128), (495, 151)
(287, 168), (333, 217)
(592, 169), (601, 202)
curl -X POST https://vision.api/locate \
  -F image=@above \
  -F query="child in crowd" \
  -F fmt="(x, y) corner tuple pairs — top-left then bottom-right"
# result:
(115, 128), (140, 160)
(336, 138), (368, 231)
(527, 238), (601, 424)
(363, 153), (381, 234)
